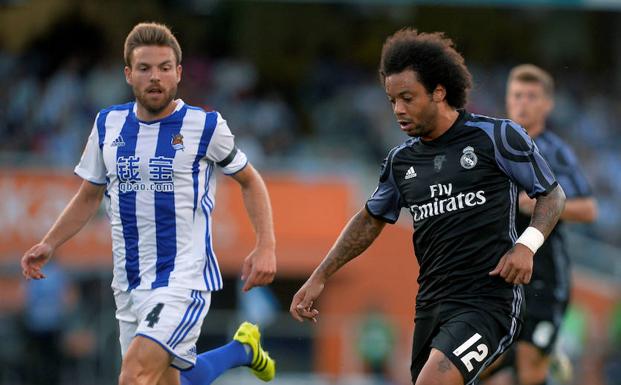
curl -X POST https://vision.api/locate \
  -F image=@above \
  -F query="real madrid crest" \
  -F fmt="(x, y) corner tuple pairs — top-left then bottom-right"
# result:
(460, 146), (477, 169)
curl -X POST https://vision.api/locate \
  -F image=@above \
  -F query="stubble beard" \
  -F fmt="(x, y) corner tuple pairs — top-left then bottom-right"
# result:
(409, 105), (437, 138)
(408, 123), (433, 138)
(135, 85), (177, 116)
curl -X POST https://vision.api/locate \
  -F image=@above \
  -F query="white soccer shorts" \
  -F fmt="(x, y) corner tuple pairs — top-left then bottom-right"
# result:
(114, 286), (211, 369)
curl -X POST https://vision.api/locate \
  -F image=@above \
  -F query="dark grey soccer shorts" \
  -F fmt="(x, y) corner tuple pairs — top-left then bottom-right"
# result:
(410, 300), (523, 385)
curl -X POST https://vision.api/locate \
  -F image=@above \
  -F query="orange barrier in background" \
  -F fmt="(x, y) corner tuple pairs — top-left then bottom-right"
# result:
(0, 169), (111, 266)
(0, 169), (420, 379)
(0, 170), (356, 272)
(1, 170), (618, 383)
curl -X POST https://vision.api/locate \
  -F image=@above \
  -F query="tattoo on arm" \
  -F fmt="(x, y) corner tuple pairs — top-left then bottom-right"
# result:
(530, 185), (566, 238)
(437, 355), (453, 373)
(315, 208), (385, 279)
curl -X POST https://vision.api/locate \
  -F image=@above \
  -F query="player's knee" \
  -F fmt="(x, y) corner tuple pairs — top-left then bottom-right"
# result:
(118, 366), (150, 385)
(415, 373), (442, 385)
(416, 372), (462, 385)
(118, 369), (138, 385)
(415, 353), (464, 385)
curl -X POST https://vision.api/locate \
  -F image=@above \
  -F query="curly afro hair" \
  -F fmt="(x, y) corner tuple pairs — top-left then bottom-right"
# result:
(379, 28), (472, 109)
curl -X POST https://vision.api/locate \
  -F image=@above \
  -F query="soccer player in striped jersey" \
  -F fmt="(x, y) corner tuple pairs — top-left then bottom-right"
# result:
(290, 29), (567, 385)
(21, 23), (276, 385)
(481, 65), (597, 385)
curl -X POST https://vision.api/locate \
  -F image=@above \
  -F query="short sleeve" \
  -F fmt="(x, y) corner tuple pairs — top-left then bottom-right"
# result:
(492, 120), (558, 198)
(550, 143), (592, 199)
(74, 114), (107, 185)
(206, 113), (248, 175)
(365, 148), (403, 224)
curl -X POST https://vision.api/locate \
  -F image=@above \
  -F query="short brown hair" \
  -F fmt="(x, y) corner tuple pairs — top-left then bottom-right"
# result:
(379, 28), (472, 109)
(124, 22), (182, 67)
(507, 64), (554, 97)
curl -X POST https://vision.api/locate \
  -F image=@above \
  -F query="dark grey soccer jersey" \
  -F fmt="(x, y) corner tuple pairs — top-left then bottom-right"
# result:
(366, 110), (558, 310)
(516, 130), (593, 304)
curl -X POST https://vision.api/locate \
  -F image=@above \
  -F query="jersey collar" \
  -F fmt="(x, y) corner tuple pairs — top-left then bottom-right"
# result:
(419, 109), (467, 147)
(131, 99), (186, 125)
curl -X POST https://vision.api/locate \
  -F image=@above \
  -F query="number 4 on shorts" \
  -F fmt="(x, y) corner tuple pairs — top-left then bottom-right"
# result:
(145, 303), (165, 328)
(452, 333), (489, 372)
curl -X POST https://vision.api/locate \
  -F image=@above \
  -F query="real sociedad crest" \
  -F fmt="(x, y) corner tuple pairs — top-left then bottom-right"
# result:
(171, 133), (185, 151)
(460, 146), (477, 169)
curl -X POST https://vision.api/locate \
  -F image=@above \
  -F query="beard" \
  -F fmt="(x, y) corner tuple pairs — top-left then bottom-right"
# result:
(134, 84), (177, 115)
(407, 123), (433, 138)
(406, 104), (438, 138)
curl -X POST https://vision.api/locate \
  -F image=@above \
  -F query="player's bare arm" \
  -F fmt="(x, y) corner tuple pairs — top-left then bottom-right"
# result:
(490, 184), (565, 285)
(21, 180), (105, 280)
(529, 184), (566, 238)
(519, 191), (596, 223)
(315, 208), (385, 278)
(290, 208), (385, 322)
(560, 196), (597, 222)
(229, 163), (277, 292)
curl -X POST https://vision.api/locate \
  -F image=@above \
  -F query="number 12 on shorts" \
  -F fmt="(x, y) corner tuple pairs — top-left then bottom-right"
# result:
(452, 333), (489, 372)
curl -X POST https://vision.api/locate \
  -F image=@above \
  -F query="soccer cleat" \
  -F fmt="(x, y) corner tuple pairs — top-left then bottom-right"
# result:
(233, 322), (276, 381)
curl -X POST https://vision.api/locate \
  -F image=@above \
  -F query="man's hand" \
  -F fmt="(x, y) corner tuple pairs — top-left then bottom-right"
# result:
(489, 243), (534, 285)
(518, 191), (536, 215)
(241, 247), (276, 292)
(230, 164), (277, 292)
(21, 242), (54, 280)
(290, 276), (324, 323)
(19, 180), (105, 281)
(288, 208), (385, 323)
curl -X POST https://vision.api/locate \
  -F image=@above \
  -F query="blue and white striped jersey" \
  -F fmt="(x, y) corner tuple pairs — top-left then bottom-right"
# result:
(75, 100), (247, 292)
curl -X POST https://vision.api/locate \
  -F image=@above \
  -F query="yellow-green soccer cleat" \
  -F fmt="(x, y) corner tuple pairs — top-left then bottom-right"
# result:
(233, 322), (276, 381)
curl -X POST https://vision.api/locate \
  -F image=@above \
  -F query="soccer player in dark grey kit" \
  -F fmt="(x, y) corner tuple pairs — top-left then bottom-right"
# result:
(481, 65), (597, 385)
(290, 29), (566, 385)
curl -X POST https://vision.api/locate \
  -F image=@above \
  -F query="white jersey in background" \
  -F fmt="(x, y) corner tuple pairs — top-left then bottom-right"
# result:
(74, 100), (247, 292)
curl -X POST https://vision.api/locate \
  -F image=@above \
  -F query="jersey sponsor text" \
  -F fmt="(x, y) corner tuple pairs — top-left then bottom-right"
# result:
(409, 183), (487, 222)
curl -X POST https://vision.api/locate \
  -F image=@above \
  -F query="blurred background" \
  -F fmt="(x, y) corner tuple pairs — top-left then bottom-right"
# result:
(0, 0), (619, 384)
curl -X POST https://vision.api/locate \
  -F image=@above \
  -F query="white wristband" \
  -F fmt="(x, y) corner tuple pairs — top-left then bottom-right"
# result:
(516, 226), (545, 254)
